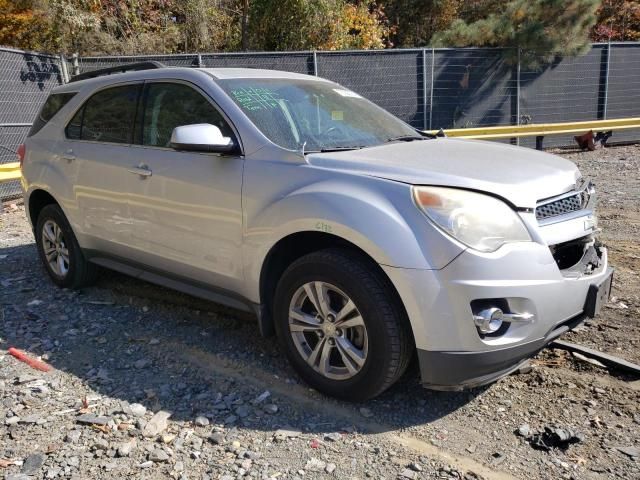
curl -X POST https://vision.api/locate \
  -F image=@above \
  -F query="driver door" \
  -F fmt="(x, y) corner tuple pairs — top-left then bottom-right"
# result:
(126, 81), (244, 292)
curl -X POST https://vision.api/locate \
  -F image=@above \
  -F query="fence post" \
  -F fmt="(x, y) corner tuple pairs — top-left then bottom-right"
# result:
(71, 53), (80, 76)
(197, 53), (203, 67)
(516, 48), (521, 145)
(429, 47), (435, 131)
(422, 49), (427, 130)
(312, 50), (318, 76)
(59, 54), (70, 84)
(603, 40), (611, 120)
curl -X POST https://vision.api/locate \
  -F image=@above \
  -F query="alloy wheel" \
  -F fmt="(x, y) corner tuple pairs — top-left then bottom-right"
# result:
(288, 281), (368, 380)
(41, 219), (70, 277)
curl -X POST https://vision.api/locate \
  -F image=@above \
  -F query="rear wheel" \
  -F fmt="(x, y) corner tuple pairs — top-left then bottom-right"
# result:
(273, 248), (413, 401)
(35, 204), (97, 289)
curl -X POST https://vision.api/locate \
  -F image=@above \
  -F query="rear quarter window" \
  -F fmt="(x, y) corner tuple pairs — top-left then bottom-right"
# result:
(28, 92), (77, 137)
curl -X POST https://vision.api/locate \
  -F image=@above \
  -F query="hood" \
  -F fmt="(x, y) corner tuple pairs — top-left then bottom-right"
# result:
(305, 138), (581, 208)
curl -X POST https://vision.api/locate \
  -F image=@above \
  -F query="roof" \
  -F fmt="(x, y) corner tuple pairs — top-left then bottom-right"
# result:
(201, 68), (325, 81)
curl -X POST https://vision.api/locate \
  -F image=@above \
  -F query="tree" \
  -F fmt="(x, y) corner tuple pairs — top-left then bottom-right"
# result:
(322, 2), (391, 50)
(592, 0), (640, 41)
(379, 0), (461, 47)
(432, 0), (601, 66)
(0, 0), (55, 51)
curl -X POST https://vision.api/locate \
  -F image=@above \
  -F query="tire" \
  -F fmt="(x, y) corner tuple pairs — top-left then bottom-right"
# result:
(35, 204), (98, 289)
(273, 248), (413, 401)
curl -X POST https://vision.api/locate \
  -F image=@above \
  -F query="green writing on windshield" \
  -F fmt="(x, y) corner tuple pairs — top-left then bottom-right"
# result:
(231, 87), (282, 111)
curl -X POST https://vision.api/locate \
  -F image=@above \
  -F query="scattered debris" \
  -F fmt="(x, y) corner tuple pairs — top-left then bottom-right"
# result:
(142, 410), (171, 438)
(615, 446), (640, 459)
(551, 340), (640, 375)
(525, 426), (585, 451)
(7, 348), (52, 372)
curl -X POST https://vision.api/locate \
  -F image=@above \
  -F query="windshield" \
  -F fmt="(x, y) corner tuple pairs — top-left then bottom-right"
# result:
(218, 78), (421, 152)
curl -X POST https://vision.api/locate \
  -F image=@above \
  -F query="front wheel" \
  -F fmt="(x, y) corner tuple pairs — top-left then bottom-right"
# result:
(273, 249), (413, 401)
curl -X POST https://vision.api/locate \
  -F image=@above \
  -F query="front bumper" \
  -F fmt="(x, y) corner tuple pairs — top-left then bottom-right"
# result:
(417, 266), (612, 390)
(383, 239), (612, 391)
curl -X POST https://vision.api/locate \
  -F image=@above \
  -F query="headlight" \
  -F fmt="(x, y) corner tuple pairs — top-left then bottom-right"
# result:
(412, 186), (531, 252)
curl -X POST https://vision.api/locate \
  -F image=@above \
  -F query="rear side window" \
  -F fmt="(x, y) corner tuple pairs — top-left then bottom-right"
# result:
(29, 92), (77, 137)
(66, 84), (140, 144)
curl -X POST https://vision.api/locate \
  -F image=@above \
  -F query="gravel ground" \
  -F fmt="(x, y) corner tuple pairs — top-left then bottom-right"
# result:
(1, 145), (639, 480)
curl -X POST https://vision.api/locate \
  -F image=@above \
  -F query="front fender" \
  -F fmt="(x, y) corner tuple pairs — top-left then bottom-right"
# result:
(242, 174), (464, 303)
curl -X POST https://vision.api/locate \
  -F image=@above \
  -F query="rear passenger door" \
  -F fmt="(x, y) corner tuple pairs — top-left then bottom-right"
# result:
(64, 83), (142, 255)
(126, 81), (245, 292)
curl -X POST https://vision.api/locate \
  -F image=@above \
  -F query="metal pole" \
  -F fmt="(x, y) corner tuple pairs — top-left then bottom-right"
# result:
(603, 40), (611, 120)
(516, 48), (521, 146)
(429, 47), (435, 131)
(197, 53), (203, 68)
(312, 50), (318, 76)
(71, 53), (79, 76)
(59, 54), (70, 84)
(422, 49), (427, 130)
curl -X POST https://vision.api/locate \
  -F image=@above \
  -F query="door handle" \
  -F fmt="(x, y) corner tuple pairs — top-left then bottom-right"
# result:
(128, 166), (152, 178)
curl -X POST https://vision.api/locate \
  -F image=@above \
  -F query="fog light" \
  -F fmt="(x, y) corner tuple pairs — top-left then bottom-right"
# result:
(474, 307), (504, 334)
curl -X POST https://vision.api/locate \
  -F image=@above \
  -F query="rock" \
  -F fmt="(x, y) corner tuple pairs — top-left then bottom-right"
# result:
(399, 468), (417, 479)
(149, 448), (169, 462)
(194, 415), (210, 426)
(323, 432), (342, 442)
(615, 446), (640, 458)
(235, 405), (251, 418)
(126, 403), (147, 417)
(93, 438), (109, 450)
(46, 467), (62, 478)
(5, 416), (20, 425)
(408, 462), (422, 472)
(517, 424), (531, 437)
(325, 463), (337, 474)
(305, 457), (327, 472)
(174, 461), (184, 472)
(117, 440), (136, 457)
(76, 413), (110, 426)
(134, 359), (151, 369)
(252, 390), (271, 404)
(21, 453), (46, 475)
(359, 407), (373, 418)
(142, 410), (171, 438)
(6, 475), (31, 480)
(19, 414), (41, 424)
(209, 432), (226, 445)
(138, 461), (153, 469)
(65, 430), (82, 443)
(263, 404), (279, 414)
(274, 428), (302, 440)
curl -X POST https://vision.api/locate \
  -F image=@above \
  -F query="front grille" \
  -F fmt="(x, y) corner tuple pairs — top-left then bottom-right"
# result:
(536, 191), (587, 221)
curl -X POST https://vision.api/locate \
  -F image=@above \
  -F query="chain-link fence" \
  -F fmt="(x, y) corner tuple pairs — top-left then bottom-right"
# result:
(0, 47), (67, 200)
(2, 43), (639, 200)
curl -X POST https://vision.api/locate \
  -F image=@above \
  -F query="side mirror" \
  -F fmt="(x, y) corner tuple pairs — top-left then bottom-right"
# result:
(170, 124), (236, 154)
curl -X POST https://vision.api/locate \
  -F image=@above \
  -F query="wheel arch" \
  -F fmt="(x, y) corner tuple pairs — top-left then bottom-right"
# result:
(257, 230), (413, 347)
(27, 188), (60, 229)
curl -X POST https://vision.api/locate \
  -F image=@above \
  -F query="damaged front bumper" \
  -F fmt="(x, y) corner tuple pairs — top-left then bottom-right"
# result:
(383, 237), (613, 392)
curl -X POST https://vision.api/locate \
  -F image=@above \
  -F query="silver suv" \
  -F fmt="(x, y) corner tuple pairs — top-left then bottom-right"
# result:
(20, 64), (613, 401)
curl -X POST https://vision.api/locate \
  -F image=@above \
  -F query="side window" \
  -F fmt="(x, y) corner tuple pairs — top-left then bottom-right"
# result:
(29, 92), (77, 137)
(142, 83), (233, 148)
(66, 84), (140, 143)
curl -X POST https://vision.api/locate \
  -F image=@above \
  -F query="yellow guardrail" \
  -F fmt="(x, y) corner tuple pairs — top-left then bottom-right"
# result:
(426, 117), (640, 148)
(0, 162), (20, 183)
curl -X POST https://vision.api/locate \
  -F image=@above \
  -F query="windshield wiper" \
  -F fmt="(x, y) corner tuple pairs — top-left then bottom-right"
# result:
(385, 135), (428, 143)
(317, 146), (366, 152)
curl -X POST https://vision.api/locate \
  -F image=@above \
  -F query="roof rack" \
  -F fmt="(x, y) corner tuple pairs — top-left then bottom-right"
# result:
(68, 61), (166, 83)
